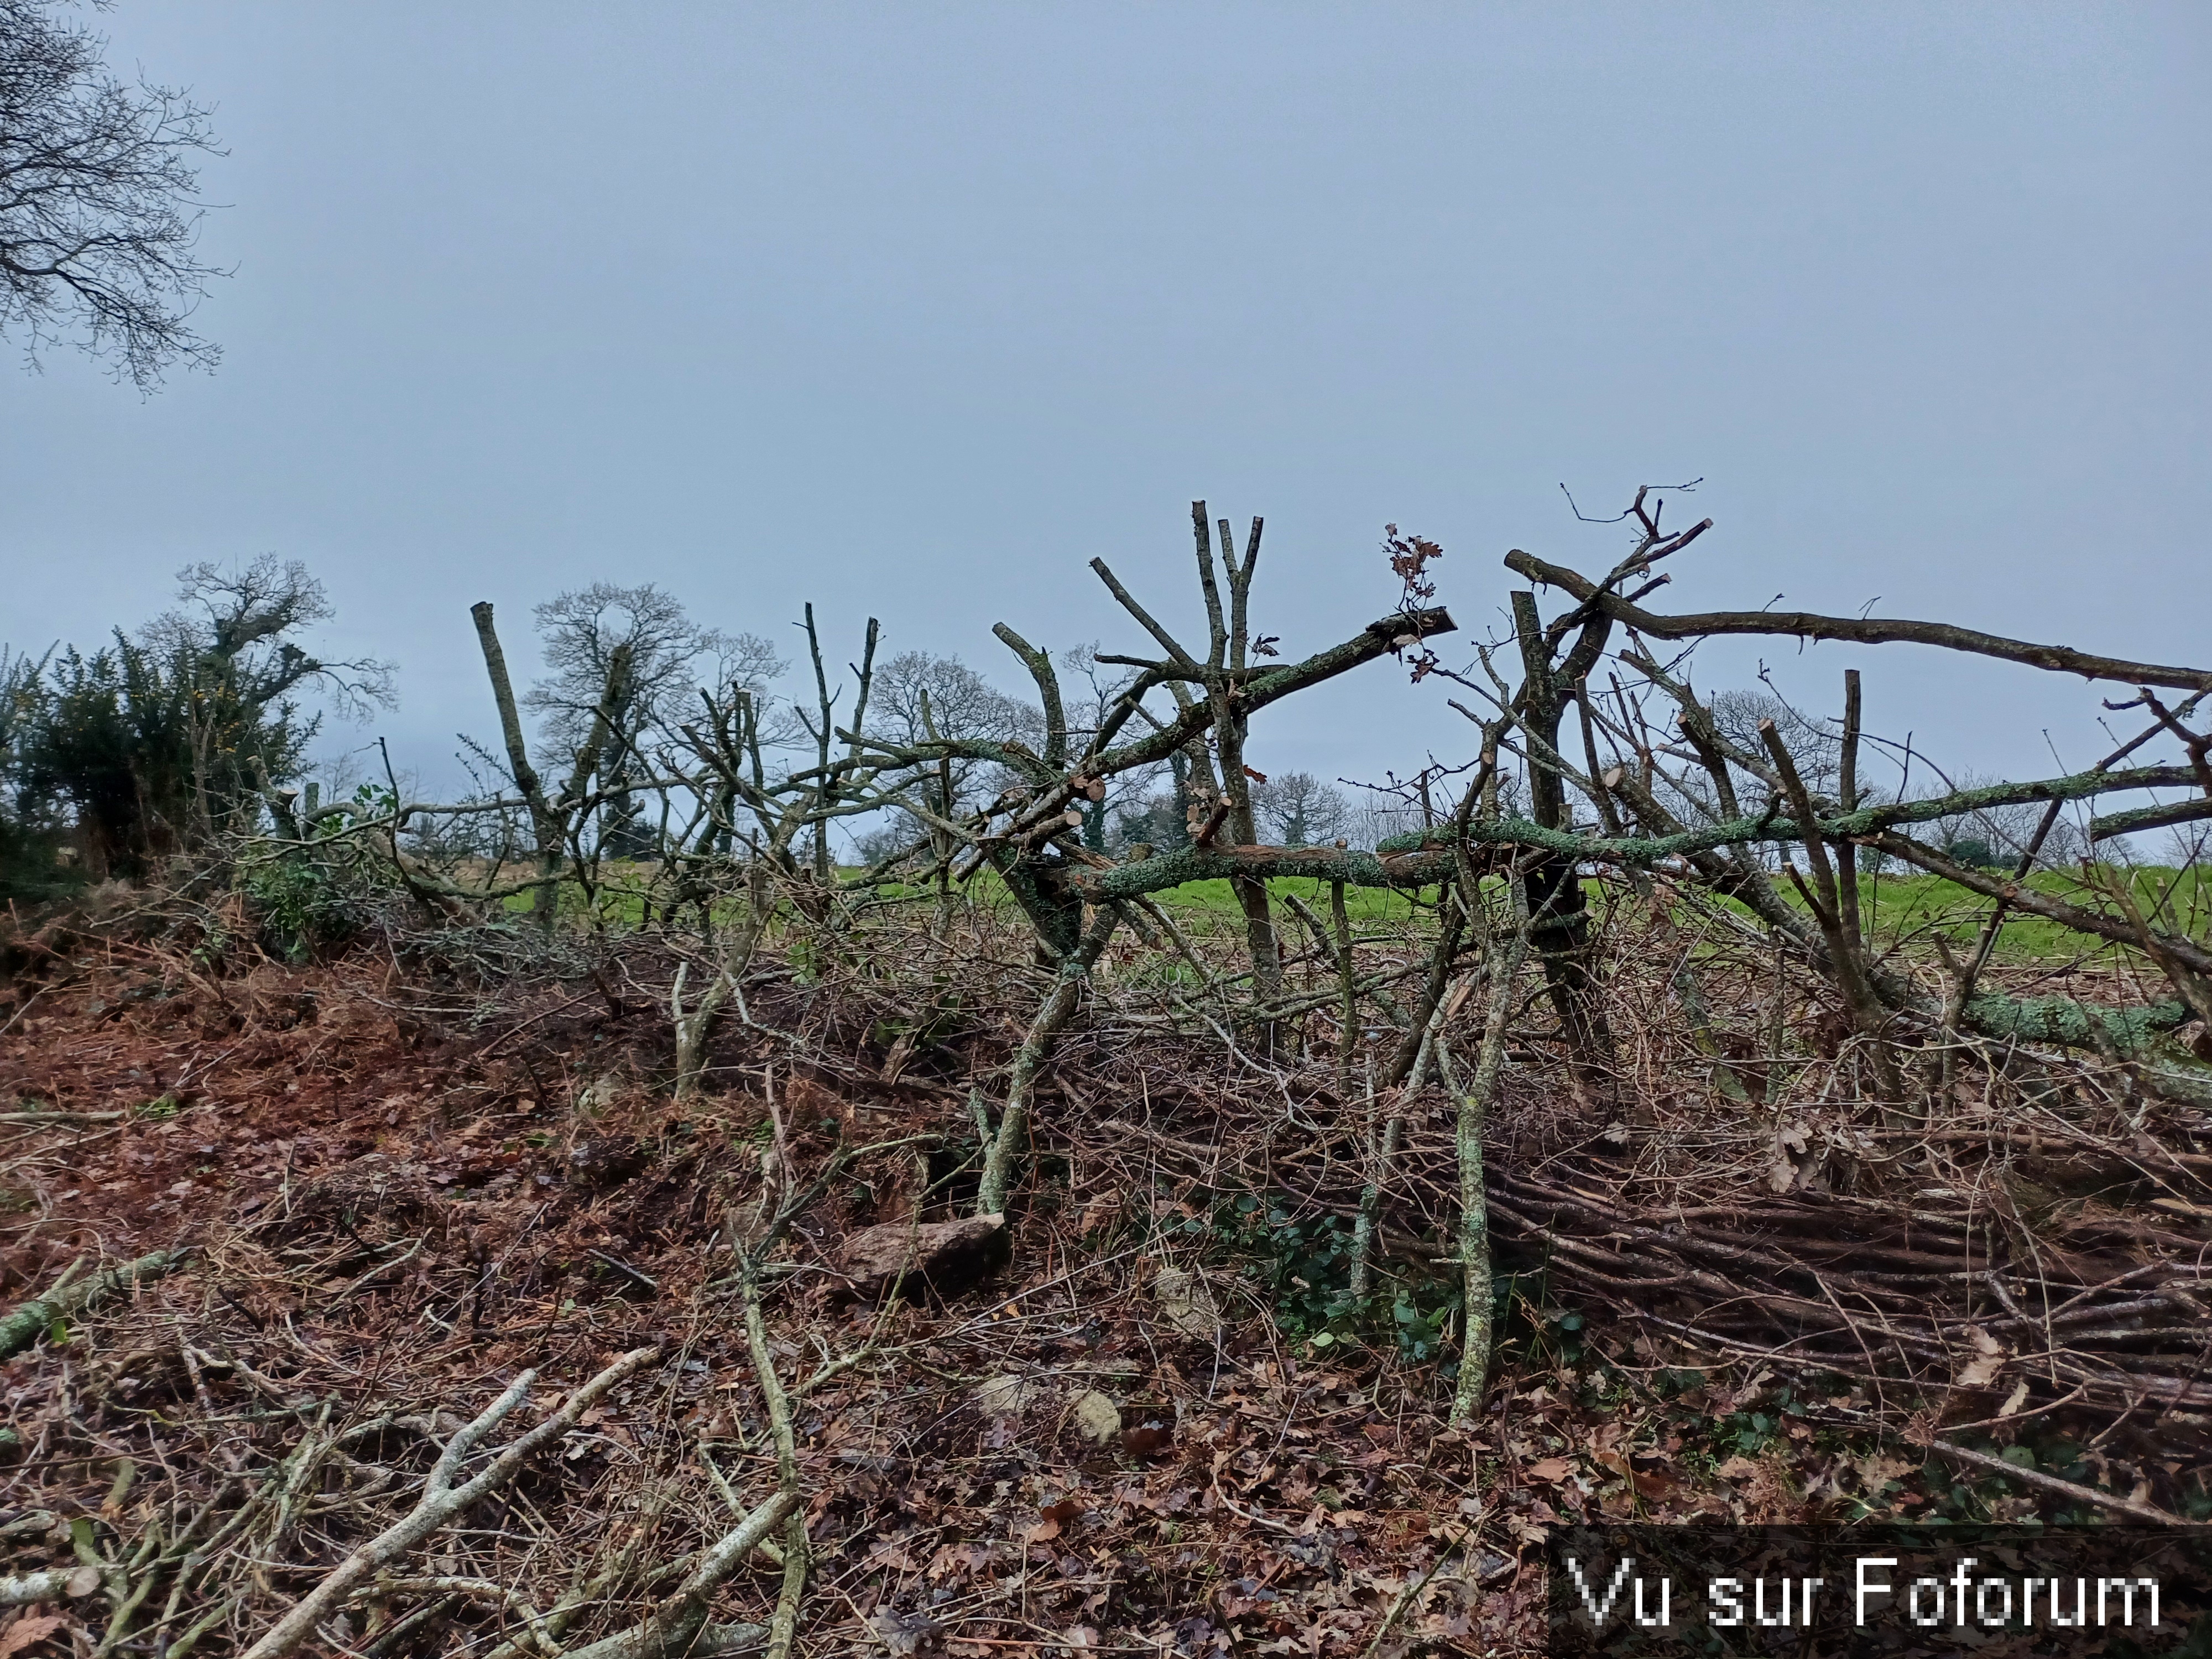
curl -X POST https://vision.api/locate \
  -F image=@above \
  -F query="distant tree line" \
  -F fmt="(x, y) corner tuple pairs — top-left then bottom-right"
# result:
(6, 555), (2189, 910)
(0, 567), (1378, 900)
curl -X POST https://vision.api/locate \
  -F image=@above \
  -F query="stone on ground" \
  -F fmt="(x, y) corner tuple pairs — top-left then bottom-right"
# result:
(840, 1213), (1010, 1299)
(1070, 1389), (1122, 1446)
(1151, 1265), (1222, 1338)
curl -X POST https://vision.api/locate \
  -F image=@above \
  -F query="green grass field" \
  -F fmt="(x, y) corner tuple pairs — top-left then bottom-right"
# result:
(505, 857), (2205, 967)
(1113, 864), (2210, 966)
(1843, 864), (2206, 958)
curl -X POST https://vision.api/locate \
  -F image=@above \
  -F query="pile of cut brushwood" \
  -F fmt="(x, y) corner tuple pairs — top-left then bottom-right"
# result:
(3, 491), (2209, 1656)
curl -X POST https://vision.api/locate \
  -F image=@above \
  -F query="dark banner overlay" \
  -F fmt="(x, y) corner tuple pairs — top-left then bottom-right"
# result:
(1547, 1527), (2212, 1656)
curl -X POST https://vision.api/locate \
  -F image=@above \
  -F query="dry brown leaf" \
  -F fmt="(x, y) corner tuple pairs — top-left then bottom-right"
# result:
(1121, 1423), (1172, 1458)
(1955, 1326), (2007, 1389)
(1524, 1457), (1572, 1483)
(1076, 1192), (1120, 1236)
(1855, 1452), (1914, 1491)
(0, 1616), (66, 1659)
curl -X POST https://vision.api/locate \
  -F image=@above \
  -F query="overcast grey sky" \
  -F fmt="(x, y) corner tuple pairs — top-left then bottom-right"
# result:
(6, 3), (2207, 807)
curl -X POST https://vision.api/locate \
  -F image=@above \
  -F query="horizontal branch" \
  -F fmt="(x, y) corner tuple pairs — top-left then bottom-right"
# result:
(1068, 764), (2202, 902)
(1959, 993), (2194, 1056)
(1069, 841), (1457, 901)
(1, 1565), (101, 1606)
(1507, 550), (2212, 691)
(304, 795), (531, 826)
(1066, 791), (2212, 1002)
(0, 1248), (184, 1361)
(1376, 765), (2196, 864)
(2090, 795), (2212, 843)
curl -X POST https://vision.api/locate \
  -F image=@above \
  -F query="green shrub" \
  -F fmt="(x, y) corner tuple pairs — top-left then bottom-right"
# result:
(238, 848), (367, 960)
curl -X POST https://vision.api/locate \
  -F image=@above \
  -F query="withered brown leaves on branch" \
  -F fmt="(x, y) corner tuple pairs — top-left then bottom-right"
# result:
(1384, 523), (1444, 600)
(1384, 523), (1447, 680)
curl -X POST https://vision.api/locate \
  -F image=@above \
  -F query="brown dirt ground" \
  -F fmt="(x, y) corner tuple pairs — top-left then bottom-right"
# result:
(0, 936), (2160, 1657)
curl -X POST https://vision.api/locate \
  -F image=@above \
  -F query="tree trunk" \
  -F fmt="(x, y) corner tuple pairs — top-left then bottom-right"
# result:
(471, 602), (561, 930)
(1510, 591), (1612, 1079)
(672, 860), (776, 1100)
(975, 906), (1119, 1217)
(1449, 915), (1531, 1427)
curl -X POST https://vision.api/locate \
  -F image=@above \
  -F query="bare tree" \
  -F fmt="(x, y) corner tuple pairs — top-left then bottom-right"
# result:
(1708, 688), (1838, 799)
(529, 583), (782, 858)
(147, 557), (393, 715)
(1054, 643), (1160, 851)
(869, 650), (1037, 752)
(530, 584), (776, 755)
(1347, 787), (1425, 851)
(1, 0), (225, 388)
(1250, 770), (1351, 846)
(862, 648), (1042, 883)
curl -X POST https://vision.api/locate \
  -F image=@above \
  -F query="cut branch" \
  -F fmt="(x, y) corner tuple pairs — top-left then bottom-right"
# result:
(1506, 549), (2212, 691)
(0, 1249), (185, 1362)
(235, 1346), (664, 1659)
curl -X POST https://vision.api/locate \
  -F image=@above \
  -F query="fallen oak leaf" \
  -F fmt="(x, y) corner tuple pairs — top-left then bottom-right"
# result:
(0, 1617), (67, 1659)
(1957, 1356), (2004, 1389)
(1854, 1452), (1915, 1492)
(1953, 1323), (2009, 1389)
(1122, 1422), (1172, 1458)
